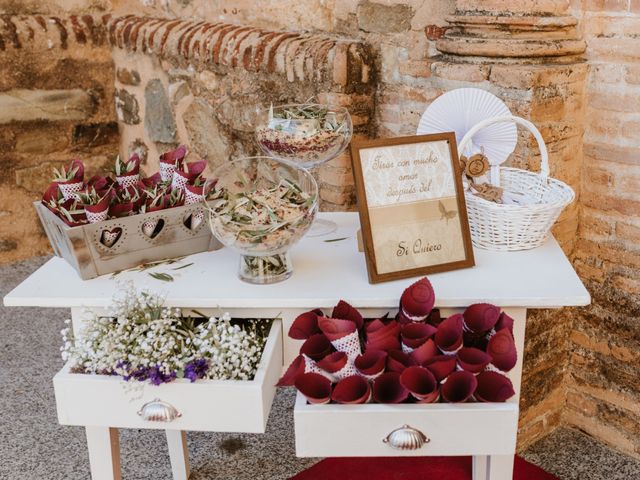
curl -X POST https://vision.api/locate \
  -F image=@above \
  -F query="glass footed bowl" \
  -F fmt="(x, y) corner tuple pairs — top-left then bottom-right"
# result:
(203, 156), (318, 284)
(254, 103), (353, 169)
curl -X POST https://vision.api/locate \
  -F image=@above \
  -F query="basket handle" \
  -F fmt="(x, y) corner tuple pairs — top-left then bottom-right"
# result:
(458, 115), (549, 187)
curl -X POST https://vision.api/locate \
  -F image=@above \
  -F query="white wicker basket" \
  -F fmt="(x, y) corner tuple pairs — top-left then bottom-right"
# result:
(459, 115), (575, 251)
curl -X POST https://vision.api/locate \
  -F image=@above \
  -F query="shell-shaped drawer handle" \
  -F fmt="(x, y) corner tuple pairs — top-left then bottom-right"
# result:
(383, 424), (429, 450)
(137, 398), (182, 422)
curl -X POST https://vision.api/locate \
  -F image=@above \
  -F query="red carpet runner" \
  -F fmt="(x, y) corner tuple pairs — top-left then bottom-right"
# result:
(291, 456), (557, 480)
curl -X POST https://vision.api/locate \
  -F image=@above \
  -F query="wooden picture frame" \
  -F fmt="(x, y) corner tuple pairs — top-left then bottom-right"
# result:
(350, 132), (475, 284)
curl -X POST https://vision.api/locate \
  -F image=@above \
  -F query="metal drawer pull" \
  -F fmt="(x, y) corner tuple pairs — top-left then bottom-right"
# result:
(137, 398), (182, 422)
(383, 424), (429, 450)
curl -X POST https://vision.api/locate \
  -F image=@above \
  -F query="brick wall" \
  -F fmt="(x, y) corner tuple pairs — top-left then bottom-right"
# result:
(0, 10), (118, 262)
(568, 0), (640, 459)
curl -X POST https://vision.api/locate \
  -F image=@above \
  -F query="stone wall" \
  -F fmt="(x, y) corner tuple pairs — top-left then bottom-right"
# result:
(106, 15), (375, 211)
(568, 0), (640, 459)
(0, 10), (118, 262)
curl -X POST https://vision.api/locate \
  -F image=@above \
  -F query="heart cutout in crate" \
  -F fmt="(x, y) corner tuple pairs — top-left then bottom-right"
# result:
(183, 211), (204, 231)
(100, 227), (122, 248)
(142, 219), (165, 239)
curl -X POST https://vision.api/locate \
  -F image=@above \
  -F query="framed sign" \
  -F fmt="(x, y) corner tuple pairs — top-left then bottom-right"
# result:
(351, 132), (474, 283)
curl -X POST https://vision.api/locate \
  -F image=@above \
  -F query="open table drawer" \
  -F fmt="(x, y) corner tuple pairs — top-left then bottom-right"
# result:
(53, 319), (282, 433)
(294, 391), (518, 457)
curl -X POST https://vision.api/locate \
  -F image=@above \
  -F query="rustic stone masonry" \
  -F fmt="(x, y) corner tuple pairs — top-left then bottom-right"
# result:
(0, 14), (117, 263)
(106, 15), (376, 211)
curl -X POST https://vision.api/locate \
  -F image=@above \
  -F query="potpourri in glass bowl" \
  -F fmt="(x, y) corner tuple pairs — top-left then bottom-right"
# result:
(203, 156), (318, 284)
(255, 103), (352, 169)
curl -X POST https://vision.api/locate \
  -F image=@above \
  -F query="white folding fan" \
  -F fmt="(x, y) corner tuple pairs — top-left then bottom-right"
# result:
(416, 88), (518, 183)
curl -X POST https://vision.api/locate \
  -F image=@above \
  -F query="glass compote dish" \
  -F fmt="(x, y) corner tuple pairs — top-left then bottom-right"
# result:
(254, 103), (352, 236)
(203, 156), (318, 284)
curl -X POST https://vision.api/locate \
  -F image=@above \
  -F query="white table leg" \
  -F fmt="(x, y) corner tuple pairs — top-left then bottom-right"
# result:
(166, 430), (190, 480)
(473, 455), (488, 480)
(488, 454), (515, 480)
(85, 426), (121, 480)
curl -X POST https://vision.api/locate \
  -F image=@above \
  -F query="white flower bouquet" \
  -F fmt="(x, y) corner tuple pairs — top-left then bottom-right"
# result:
(61, 284), (268, 385)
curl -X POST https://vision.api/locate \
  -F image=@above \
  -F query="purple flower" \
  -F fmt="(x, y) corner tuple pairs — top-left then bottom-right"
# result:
(184, 359), (209, 382)
(148, 365), (177, 385)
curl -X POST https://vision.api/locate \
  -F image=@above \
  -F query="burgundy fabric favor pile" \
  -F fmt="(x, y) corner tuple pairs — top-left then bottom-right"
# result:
(278, 278), (517, 405)
(41, 146), (209, 230)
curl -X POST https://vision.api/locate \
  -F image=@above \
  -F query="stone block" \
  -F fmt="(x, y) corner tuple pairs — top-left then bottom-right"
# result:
(432, 62), (490, 82)
(144, 79), (177, 143)
(115, 88), (140, 125)
(357, 1), (413, 33)
(182, 99), (229, 168)
(72, 122), (119, 148)
(15, 127), (69, 154)
(0, 89), (96, 123)
(116, 67), (141, 86)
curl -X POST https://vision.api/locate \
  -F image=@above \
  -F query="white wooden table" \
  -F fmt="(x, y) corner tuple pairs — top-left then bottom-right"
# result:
(4, 212), (590, 480)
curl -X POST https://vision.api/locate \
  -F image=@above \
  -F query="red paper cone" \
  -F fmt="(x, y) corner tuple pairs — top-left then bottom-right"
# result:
(332, 300), (364, 330)
(317, 351), (348, 374)
(400, 277), (435, 321)
(475, 371), (515, 402)
(424, 355), (457, 381)
(373, 372), (409, 404)
(409, 338), (438, 365)
(457, 347), (492, 374)
(365, 319), (401, 352)
(401, 323), (437, 350)
(354, 350), (387, 380)
(319, 317), (357, 341)
(487, 329), (517, 372)
(289, 309), (323, 340)
(277, 354), (305, 386)
(435, 314), (464, 355)
(400, 366), (439, 403)
(159, 145), (187, 182)
(331, 375), (371, 404)
(300, 334), (334, 361)
(495, 312), (515, 334)
(386, 349), (415, 373)
(441, 371), (478, 403)
(463, 303), (500, 333)
(295, 373), (332, 404)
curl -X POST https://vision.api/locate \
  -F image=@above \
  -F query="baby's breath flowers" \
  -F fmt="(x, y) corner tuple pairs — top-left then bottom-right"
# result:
(61, 284), (267, 385)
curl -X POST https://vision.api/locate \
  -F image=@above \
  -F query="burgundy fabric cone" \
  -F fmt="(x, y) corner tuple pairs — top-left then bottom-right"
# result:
(317, 351), (348, 374)
(475, 371), (516, 402)
(365, 319), (401, 352)
(462, 303), (500, 333)
(495, 312), (515, 334)
(435, 314), (464, 354)
(295, 373), (332, 404)
(401, 323), (437, 349)
(409, 338), (438, 365)
(400, 277), (435, 321)
(319, 317), (357, 341)
(400, 366), (439, 403)
(424, 355), (457, 381)
(487, 329), (517, 372)
(441, 371), (478, 403)
(300, 334), (334, 361)
(354, 350), (387, 378)
(373, 372), (409, 404)
(331, 375), (371, 404)
(277, 354), (305, 386)
(386, 350), (415, 373)
(457, 347), (492, 374)
(331, 300), (364, 330)
(289, 309), (323, 340)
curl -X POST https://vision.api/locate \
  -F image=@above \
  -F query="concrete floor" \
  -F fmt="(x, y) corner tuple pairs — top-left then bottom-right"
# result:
(1, 256), (639, 480)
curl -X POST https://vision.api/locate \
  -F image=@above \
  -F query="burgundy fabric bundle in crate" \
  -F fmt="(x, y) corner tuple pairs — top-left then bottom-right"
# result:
(279, 278), (517, 405)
